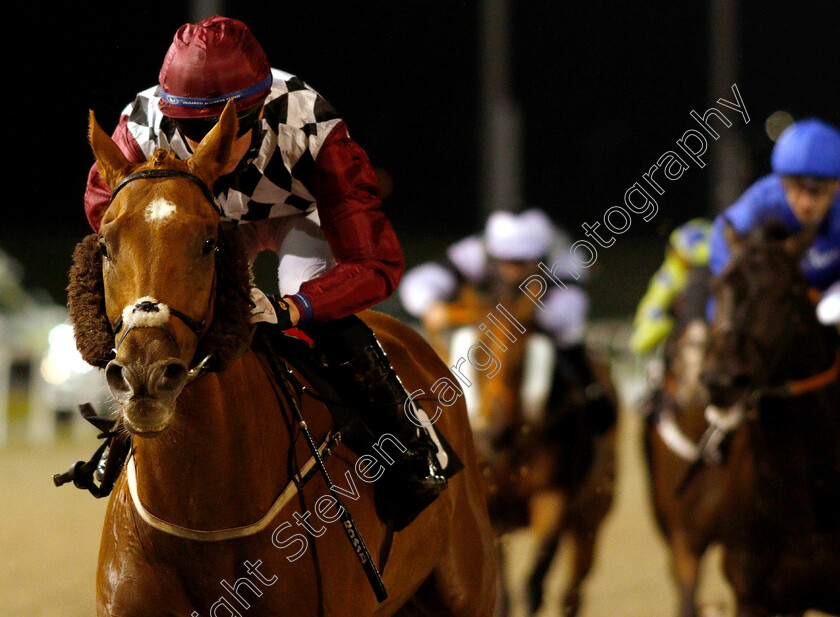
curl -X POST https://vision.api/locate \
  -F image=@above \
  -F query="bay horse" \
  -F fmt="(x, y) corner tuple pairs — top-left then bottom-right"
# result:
(69, 100), (497, 616)
(644, 222), (840, 617)
(424, 269), (616, 616)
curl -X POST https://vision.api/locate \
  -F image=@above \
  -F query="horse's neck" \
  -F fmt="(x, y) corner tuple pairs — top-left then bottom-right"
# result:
(477, 316), (529, 428)
(778, 315), (836, 382)
(132, 351), (290, 528)
(750, 322), (840, 481)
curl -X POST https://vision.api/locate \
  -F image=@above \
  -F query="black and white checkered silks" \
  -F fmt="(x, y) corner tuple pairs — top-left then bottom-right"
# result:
(123, 68), (343, 294)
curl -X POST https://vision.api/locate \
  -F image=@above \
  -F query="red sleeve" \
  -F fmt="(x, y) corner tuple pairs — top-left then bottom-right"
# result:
(84, 115), (147, 232)
(294, 121), (405, 322)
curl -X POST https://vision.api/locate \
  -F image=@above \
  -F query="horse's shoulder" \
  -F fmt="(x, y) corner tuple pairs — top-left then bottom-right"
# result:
(359, 309), (415, 338)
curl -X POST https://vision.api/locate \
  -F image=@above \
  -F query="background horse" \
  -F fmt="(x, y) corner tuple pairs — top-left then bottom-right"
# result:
(644, 222), (840, 617)
(69, 101), (497, 616)
(424, 269), (616, 616)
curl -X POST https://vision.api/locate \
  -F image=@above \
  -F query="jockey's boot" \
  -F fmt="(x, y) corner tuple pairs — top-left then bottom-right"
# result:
(560, 343), (617, 435)
(304, 316), (448, 530)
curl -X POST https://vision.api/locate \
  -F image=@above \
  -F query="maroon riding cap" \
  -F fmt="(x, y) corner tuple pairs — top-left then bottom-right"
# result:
(158, 16), (272, 119)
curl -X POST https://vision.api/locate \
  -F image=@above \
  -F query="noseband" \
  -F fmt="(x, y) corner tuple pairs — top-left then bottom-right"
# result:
(107, 168), (222, 367)
(111, 275), (217, 350)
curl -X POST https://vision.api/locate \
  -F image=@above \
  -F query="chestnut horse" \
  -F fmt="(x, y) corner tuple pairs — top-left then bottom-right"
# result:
(425, 275), (616, 616)
(645, 223), (840, 617)
(70, 100), (496, 616)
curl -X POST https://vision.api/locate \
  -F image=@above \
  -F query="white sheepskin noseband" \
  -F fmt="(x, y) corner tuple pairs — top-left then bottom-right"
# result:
(121, 297), (172, 329)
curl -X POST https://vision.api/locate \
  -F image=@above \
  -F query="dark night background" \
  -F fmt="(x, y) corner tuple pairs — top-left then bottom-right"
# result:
(4, 1), (839, 319)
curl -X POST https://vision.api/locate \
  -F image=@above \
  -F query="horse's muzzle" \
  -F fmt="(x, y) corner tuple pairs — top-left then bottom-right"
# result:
(703, 370), (752, 408)
(105, 358), (189, 433)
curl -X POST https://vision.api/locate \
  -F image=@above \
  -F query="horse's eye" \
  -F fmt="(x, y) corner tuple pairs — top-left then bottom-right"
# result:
(202, 238), (217, 255)
(98, 237), (108, 258)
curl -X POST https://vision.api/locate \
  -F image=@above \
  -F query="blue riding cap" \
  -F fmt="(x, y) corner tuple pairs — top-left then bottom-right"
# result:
(771, 118), (840, 179)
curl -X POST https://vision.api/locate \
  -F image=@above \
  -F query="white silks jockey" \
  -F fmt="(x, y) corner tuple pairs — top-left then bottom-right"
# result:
(399, 208), (615, 434)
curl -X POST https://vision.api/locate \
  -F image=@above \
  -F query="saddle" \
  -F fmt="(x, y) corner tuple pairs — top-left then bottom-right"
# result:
(254, 323), (464, 529)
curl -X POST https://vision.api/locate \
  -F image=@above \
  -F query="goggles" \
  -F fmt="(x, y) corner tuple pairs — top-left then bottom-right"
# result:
(174, 105), (262, 143)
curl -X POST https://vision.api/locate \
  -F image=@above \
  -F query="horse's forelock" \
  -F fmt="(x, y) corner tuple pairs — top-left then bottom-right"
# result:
(727, 222), (804, 283)
(715, 222), (813, 347)
(746, 221), (792, 245)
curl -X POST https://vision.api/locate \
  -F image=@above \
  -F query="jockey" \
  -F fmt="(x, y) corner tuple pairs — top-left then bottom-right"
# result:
(629, 218), (713, 355)
(84, 16), (446, 519)
(708, 118), (840, 325)
(400, 209), (579, 328)
(399, 209), (616, 434)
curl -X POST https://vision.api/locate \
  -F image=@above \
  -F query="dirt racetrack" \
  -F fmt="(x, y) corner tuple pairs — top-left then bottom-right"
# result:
(1, 395), (833, 616)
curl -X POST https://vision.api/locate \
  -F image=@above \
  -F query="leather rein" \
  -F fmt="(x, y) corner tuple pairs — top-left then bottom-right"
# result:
(751, 349), (840, 400)
(657, 344), (840, 469)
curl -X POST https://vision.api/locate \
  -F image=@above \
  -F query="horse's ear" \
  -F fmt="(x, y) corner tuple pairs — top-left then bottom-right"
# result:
(722, 217), (742, 253)
(187, 99), (239, 186)
(89, 110), (132, 190)
(783, 225), (817, 259)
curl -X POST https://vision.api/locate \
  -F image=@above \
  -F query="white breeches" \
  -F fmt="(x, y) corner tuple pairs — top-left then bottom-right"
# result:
(236, 211), (336, 297)
(398, 261), (589, 348)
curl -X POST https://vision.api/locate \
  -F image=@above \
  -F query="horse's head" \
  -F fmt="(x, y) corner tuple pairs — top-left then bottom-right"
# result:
(487, 258), (541, 301)
(69, 100), (253, 434)
(702, 221), (818, 408)
(475, 294), (536, 441)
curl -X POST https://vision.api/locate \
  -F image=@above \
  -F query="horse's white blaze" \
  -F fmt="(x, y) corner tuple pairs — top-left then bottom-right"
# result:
(145, 198), (177, 222)
(122, 297), (171, 329)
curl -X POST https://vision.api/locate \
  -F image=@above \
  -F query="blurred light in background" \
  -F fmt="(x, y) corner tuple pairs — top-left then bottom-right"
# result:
(765, 110), (795, 142)
(40, 324), (92, 385)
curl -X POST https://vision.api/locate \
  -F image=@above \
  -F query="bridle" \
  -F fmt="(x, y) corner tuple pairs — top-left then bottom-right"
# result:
(111, 275), (217, 350)
(110, 168), (222, 215)
(106, 168), (223, 371)
(711, 283), (840, 406)
(664, 266), (839, 475)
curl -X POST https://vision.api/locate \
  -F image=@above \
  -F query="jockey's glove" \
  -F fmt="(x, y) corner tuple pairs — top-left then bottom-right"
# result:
(269, 295), (295, 330)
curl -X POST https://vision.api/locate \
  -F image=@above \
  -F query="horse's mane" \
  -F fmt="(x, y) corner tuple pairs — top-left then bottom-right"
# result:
(67, 226), (253, 371)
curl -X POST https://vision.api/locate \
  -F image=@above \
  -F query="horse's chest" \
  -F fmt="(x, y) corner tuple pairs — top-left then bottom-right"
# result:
(99, 478), (383, 616)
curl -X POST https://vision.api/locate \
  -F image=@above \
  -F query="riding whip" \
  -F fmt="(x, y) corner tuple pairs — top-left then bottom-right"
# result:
(258, 330), (389, 602)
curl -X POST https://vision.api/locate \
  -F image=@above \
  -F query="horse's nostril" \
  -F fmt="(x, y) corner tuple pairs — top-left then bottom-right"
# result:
(151, 360), (189, 396)
(105, 361), (134, 399)
(105, 358), (188, 401)
(164, 362), (185, 380)
(702, 371), (726, 390)
(732, 374), (752, 390)
(704, 371), (751, 407)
